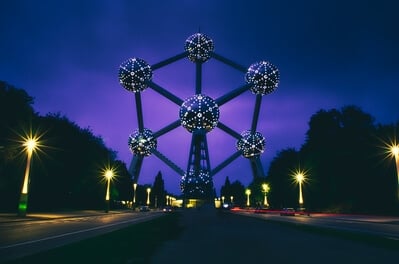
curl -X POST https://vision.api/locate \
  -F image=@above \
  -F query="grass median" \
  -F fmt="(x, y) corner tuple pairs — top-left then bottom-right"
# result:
(8, 212), (183, 264)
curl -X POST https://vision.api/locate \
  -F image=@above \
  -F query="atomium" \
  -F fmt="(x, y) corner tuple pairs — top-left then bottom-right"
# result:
(119, 32), (281, 199)
(128, 128), (157, 157)
(179, 94), (219, 133)
(236, 130), (266, 158)
(245, 61), (279, 95)
(180, 170), (213, 197)
(184, 33), (214, 63)
(118, 58), (152, 93)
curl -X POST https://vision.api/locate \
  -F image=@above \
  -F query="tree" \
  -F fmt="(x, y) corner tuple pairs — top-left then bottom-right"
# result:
(220, 176), (232, 202)
(152, 171), (166, 207)
(266, 148), (301, 209)
(0, 82), (131, 212)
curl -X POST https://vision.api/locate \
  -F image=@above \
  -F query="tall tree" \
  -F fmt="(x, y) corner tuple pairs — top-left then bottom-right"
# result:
(152, 171), (166, 207)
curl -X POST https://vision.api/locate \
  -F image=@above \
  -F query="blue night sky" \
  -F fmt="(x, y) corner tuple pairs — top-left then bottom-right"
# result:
(1, 0), (398, 195)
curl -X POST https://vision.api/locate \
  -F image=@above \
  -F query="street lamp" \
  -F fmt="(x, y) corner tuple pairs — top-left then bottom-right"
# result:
(146, 187), (151, 206)
(18, 136), (38, 216)
(389, 143), (399, 200)
(245, 189), (251, 207)
(293, 170), (307, 208)
(104, 169), (114, 213)
(133, 182), (137, 206)
(262, 183), (270, 208)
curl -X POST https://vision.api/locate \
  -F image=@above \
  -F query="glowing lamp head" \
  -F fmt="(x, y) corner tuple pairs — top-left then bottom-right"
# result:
(245, 189), (251, 195)
(24, 138), (37, 153)
(128, 128), (157, 156)
(179, 94), (219, 133)
(262, 183), (270, 193)
(236, 130), (266, 158)
(146, 187), (151, 193)
(391, 145), (399, 158)
(119, 57), (152, 92)
(184, 33), (214, 63)
(296, 173), (304, 183)
(104, 169), (114, 180)
(245, 61), (279, 95)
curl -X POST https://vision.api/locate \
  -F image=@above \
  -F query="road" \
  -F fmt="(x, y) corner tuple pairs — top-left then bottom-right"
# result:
(2, 209), (399, 263)
(152, 208), (399, 263)
(235, 209), (399, 240)
(0, 210), (163, 262)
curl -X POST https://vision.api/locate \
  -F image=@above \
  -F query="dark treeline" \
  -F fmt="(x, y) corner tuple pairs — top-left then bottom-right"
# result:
(265, 106), (399, 214)
(219, 105), (399, 214)
(0, 81), (133, 212)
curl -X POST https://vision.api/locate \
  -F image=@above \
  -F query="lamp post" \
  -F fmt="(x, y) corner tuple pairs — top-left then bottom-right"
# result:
(390, 144), (399, 200)
(262, 183), (270, 208)
(230, 196), (234, 204)
(146, 187), (151, 206)
(294, 171), (306, 208)
(245, 189), (251, 207)
(104, 169), (114, 213)
(133, 182), (137, 206)
(18, 137), (38, 217)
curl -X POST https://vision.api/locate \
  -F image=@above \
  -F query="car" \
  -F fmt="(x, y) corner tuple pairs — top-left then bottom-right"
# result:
(296, 208), (310, 216)
(162, 206), (173, 212)
(139, 206), (150, 212)
(280, 208), (295, 216)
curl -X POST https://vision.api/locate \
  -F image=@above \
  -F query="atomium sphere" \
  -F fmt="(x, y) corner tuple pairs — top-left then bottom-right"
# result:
(236, 130), (266, 158)
(128, 128), (157, 156)
(118, 58), (152, 93)
(245, 61), (279, 95)
(184, 33), (214, 63)
(180, 170), (213, 197)
(179, 94), (219, 133)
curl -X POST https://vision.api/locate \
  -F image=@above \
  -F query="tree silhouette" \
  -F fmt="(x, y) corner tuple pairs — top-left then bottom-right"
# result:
(152, 171), (166, 207)
(0, 81), (131, 212)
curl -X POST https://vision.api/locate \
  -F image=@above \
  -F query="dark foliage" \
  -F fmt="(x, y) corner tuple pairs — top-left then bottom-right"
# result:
(266, 105), (399, 214)
(0, 82), (132, 212)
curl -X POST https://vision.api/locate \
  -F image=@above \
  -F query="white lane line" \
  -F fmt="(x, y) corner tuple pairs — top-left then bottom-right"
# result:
(0, 214), (160, 249)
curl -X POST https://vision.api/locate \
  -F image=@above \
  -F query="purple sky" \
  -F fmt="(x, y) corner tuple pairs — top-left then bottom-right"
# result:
(1, 0), (398, 195)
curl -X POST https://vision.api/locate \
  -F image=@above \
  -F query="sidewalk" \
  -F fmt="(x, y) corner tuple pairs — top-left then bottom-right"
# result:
(0, 210), (129, 223)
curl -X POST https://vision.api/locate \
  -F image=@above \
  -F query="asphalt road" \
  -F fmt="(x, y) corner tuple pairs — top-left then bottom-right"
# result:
(239, 210), (399, 240)
(151, 208), (399, 264)
(0, 210), (163, 262)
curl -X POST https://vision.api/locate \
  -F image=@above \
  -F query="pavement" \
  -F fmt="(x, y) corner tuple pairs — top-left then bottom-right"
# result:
(0, 210), (130, 223)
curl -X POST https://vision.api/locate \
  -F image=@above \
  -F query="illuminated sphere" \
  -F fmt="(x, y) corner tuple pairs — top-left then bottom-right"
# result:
(180, 170), (213, 197)
(179, 94), (219, 133)
(245, 61), (279, 95)
(119, 58), (152, 92)
(184, 33), (214, 63)
(236, 130), (266, 158)
(128, 128), (157, 156)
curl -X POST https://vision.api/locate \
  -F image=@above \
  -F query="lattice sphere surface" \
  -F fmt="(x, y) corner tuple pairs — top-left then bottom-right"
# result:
(119, 58), (152, 92)
(180, 170), (213, 197)
(245, 61), (279, 95)
(236, 130), (266, 158)
(128, 128), (157, 156)
(184, 33), (214, 63)
(180, 94), (219, 133)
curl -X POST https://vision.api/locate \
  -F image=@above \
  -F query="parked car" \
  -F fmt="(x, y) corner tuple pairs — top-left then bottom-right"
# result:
(296, 208), (310, 216)
(280, 208), (295, 216)
(139, 206), (150, 212)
